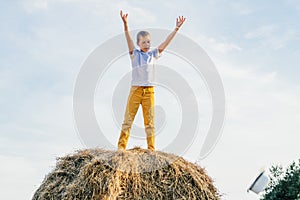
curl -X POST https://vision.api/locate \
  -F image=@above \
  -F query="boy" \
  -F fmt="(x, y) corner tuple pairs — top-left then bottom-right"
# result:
(117, 10), (186, 150)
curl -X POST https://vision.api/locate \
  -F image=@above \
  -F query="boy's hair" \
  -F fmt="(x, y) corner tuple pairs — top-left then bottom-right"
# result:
(136, 31), (150, 43)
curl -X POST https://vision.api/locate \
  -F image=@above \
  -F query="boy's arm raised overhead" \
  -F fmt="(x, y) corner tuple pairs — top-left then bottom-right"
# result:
(120, 10), (134, 54)
(158, 16), (186, 54)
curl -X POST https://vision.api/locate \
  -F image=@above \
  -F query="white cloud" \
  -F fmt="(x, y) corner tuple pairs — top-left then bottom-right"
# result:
(23, 0), (48, 12)
(218, 62), (277, 84)
(229, 1), (255, 15)
(245, 25), (276, 39)
(21, 0), (157, 26)
(286, 0), (300, 11)
(197, 35), (242, 54)
(120, 5), (157, 25)
(90, 1), (157, 26)
(202, 58), (300, 200)
(215, 61), (299, 124)
(0, 155), (38, 199)
(245, 25), (296, 49)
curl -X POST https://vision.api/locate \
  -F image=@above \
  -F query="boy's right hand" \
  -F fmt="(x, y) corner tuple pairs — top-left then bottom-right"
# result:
(120, 10), (128, 24)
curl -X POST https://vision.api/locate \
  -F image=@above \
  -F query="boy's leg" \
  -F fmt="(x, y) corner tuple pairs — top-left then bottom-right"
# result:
(118, 87), (141, 150)
(141, 87), (155, 150)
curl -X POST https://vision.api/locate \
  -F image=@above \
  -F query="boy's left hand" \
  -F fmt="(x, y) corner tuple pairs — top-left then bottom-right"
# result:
(176, 16), (186, 28)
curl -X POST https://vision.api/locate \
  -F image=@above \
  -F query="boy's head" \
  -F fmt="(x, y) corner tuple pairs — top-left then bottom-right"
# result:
(137, 31), (151, 52)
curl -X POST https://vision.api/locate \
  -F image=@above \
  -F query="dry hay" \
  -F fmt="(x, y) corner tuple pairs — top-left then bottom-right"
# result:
(33, 147), (220, 200)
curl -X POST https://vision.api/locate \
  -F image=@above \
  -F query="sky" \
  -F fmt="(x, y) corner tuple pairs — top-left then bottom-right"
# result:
(1, 0), (300, 199)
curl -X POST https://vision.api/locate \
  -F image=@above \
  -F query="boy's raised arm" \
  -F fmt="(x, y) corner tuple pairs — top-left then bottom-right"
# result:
(158, 16), (186, 54)
(120, 10), (134, 54)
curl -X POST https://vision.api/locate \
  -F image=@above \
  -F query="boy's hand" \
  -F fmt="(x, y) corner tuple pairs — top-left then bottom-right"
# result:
(120, 10), (128, 24)
(158, 15), (186, 53)
(176, 16), (186, 29)
(120, 10), (134, 52)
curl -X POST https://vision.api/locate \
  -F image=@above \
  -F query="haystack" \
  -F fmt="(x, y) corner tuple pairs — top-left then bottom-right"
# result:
(33, 147), (220, 200)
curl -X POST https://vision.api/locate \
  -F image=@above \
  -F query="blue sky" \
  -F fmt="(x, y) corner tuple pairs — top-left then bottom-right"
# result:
(1, 0), (300, 199)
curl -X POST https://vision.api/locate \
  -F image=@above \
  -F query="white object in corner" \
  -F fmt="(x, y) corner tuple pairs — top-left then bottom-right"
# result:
(248, 171), (270, 194)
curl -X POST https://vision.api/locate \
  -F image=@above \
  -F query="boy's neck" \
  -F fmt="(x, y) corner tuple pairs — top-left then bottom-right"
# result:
(140, 48), (150, 52)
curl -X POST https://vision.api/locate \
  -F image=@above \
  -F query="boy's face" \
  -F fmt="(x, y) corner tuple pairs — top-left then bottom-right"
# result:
(137, 35), (151, 52)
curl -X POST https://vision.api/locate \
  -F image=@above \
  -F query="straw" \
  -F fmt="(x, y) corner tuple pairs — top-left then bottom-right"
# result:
(33, 147), (220, 200)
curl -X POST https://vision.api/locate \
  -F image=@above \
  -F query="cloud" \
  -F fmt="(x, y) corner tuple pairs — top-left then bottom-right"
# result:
(0, 155), (38, 199)
(245, 25), (296, 49)
(197, 35), (242, 54)
(202, 58), (300, 199)
(88, 1), (157, 26)
(218, 59), (300, 147)
(21, 0), (157, 25)
(229, 1), (256, 15)
(22, 0), (48, 12)
(0, 141), (81, 199)
(244, 25), (276, 39)
(218, 61), (277, 84)
(286, 0), (300, 11)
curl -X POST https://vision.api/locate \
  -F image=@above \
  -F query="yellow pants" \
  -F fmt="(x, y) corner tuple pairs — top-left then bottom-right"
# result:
(118, 86), (155, 150)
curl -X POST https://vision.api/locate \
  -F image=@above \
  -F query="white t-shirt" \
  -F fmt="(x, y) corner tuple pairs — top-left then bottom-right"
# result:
(130, 48), (161, 86)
